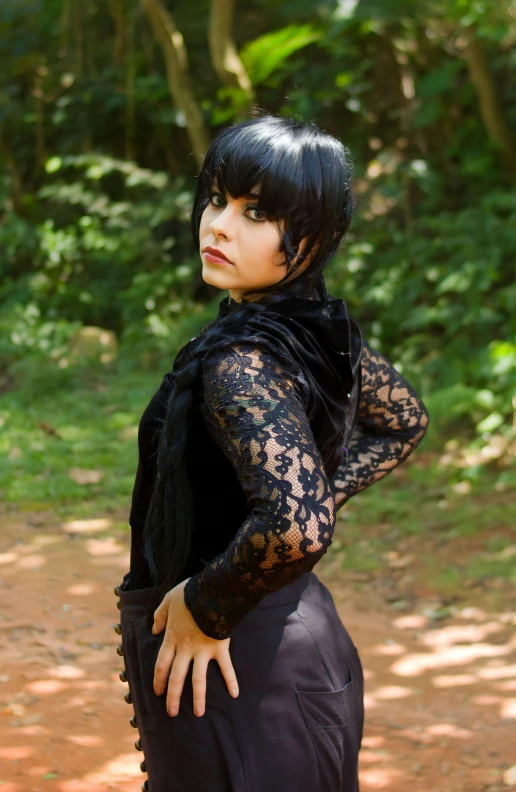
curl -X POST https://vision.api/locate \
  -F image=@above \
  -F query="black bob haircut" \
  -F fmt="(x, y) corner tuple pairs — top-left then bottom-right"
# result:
(191, 114), (357, 299)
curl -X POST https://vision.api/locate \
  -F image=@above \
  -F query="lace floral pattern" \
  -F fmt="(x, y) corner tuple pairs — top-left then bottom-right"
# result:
(183, 342), (336, 640)
(331, 339), (429, 510)
(183, 337), (429, 640)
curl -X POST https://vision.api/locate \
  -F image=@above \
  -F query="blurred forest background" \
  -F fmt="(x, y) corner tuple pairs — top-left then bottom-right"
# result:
(2, 4), (516, 786)
(1, 0), (515, 561)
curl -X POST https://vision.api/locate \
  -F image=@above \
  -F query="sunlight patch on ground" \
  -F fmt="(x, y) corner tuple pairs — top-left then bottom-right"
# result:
(391, 639), (515, 676)
(79, 680), (109, 691)
(0, 552), (18, 565)
(49, 664), (85, 679)
(91, 552), (130, 569)
(26, 679), (68, 695)
(0, 745), (34, 760)
(372, 685), (416, 701)
(361, 747), (393, 765)
(432, 673), (477, 687)
(373, 640), (406, 656)
(477, 661), (516, 680)
(393, 614), (426, 629)
(361, 735), (385, 748)
(359, 766), (404, 788)
(500, 697), (516, 719)
(472, 693), (503, 706)
(61, 517), (114, 535)
(426, 722), (473, 738)
(86, 537), (125, 556)
(68, 751), (142, 785)
(421, 621), (504, 648)
(67, 582), (96, 595)
(364, 692), (379, 710)
(16, 553), (48, 569)
(63, 695), (89, 710)
(66, 734), (104, 747)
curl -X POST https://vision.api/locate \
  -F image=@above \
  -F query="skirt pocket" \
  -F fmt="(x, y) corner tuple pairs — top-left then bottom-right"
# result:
(294, 673), (358, 792)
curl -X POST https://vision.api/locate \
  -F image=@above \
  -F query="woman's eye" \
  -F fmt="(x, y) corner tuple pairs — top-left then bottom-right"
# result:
(246, 206), (266, 222)
(209, 193), (225, 207)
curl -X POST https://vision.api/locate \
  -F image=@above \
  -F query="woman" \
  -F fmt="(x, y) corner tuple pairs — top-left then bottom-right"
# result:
(114, 115), (429, 792)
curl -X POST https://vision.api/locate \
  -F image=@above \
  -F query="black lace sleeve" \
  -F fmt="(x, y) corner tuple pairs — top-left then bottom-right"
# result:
(331, 339), (429, 511)
(182, 342), (336, 640)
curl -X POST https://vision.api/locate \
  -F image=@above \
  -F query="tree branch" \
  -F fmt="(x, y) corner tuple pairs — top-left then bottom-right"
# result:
(139, 0), (208, 161)
(208, 0), (254, 104)
(461, 24), (516, 175)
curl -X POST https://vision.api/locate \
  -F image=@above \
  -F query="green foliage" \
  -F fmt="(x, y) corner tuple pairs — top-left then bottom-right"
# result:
(0, 0), (515, 485)
(325, 185), (516, 438)
(241, 24), (322, 85)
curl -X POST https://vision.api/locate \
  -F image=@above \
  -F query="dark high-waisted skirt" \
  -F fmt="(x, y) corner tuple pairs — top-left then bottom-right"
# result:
(114, 570), (364, 792)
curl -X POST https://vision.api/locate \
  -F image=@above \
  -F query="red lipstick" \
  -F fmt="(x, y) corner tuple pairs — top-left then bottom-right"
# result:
(202, 246), (233, 265)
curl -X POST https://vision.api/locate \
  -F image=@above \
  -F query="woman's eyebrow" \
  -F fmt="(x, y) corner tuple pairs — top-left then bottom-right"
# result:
(242, 192), (260, 200)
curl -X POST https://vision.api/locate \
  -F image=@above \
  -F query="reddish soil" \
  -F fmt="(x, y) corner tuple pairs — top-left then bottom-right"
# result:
(0, 508), (514, 792)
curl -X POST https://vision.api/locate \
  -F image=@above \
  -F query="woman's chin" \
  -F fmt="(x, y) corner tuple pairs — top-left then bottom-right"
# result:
(201, 266), (236, 291)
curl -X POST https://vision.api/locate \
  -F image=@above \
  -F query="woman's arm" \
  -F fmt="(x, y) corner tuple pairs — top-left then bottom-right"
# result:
(182, 341), (335, 640)
(331, 338), (430, 511)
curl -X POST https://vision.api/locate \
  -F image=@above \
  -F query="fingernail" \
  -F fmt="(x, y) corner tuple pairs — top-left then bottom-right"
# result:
(195, 706), (204, 717)
(168, 707), (177, 717)
(230, 689), (239, 698)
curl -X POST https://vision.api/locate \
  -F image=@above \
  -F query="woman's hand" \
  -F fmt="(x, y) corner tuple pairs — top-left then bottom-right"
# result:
(152, 577), (240, 718)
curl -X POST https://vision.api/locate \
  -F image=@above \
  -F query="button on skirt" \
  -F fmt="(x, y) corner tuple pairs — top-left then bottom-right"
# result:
(115, 570), (364, 792)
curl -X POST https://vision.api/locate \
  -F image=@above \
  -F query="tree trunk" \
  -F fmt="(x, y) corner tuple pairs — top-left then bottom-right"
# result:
(0, 125), (24, 216)
(462, 24), (516, 175)
(73, 0), (84, 77)
(107, 0), (126, 66)
(139, 0), (209, 162)
(208, 0), (254, 103)
(140, 25), (157, 74)
(33, 67), (46, 170)
(125, 8), (136, 161)
(60, 0), (72, 57)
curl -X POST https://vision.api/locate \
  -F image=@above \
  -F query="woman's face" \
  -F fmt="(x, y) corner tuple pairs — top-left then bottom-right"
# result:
(199, 182), (304, 302)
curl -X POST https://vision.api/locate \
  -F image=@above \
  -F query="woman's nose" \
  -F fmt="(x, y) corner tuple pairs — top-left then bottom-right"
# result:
(210, 206), (235, 239)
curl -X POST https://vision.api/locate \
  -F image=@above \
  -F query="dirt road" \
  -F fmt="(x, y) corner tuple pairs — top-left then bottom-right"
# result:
(0, 508), (514, 791)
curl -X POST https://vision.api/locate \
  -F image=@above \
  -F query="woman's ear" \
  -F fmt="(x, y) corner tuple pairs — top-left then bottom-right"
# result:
(293, 235), (321, 274)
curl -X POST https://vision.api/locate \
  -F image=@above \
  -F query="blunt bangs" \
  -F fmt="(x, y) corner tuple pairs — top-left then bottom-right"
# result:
(191, 115), (356, 296)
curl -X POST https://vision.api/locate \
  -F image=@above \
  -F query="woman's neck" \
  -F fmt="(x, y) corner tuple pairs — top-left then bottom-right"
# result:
(228, 276), (325, 305)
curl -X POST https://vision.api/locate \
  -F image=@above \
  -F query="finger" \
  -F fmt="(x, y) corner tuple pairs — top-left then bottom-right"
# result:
(217, 648), (239, 699)
(152, 596), (169, 635)
(153, 640), (176, 696)
(166, 649), (192, 717)
(191, 653), (209, 718)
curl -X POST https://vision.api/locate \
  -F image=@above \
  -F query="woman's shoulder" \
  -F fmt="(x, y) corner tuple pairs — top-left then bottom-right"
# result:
(200, 337), (310, 408)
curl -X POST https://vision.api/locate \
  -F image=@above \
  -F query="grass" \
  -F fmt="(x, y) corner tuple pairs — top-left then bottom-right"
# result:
(0, 362), (164, 519)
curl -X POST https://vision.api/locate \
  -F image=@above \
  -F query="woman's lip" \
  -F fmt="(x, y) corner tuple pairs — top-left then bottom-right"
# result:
(203, 251), (233, 265)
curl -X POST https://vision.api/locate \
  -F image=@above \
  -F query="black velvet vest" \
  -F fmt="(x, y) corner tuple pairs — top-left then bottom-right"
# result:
(186, 276), (364, 480)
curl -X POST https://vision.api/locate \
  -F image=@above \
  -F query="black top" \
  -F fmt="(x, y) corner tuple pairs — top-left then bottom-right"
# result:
(127, 281), (429, 639)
